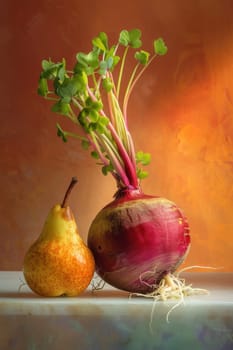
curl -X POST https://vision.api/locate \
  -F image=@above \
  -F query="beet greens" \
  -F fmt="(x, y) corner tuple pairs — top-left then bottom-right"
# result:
(38, 29), (167, 189)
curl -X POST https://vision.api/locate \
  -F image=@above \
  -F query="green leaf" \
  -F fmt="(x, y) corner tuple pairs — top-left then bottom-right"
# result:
(128, 29), (142, 48)
(81, 139), (90, 150)
(102, 163), (113, 175)
(106, 57), (114, 69)
(99, 116), (109, 126)
(41, 60), (64, 79)
(57, 65), (66, 82)
(78, 108), (89, 118)
(99, 60), (108, 75)
(102, 77), (113, 92)
(85, 97), (103, 111)
(89, 122), (98, 131)
(92, 32), (108, 52)
(106, 46), (120, 70)
(119, 29), (142, 48)
(76, 51), (99, 74)
(136, 151), (151, 165)
(74, 62), (92, 76)
(95, 122), (106, 134)
(91, 150), (99, 159)
(99, 57), (114, 75)
(119, 30), (130, 46)
(135, 50), (150, 65)
(78, 108), (89, 129)
(154, 38), (168, 55)
(137, 169), (149, 179)
(41, 59), (51, 70)
(89, 109), (99, 122)
(55, 78), (74, 102)
(56, 123), (68, 142)
(111, 55), (120, 69)
(52, 101), (70, 116)
(56, 74), (86, 101)
(38, 77), (48, 96)
(80, 70), (88, 85)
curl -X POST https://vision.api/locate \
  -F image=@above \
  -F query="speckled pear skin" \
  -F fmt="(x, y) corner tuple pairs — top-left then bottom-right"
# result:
(23, 205), (95, 297)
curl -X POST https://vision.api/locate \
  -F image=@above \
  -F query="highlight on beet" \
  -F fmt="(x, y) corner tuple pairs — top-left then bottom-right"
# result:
(37, 29), (195, 296)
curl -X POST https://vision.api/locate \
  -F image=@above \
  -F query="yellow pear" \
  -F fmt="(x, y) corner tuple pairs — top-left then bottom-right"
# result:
(23, 177), (95, 297)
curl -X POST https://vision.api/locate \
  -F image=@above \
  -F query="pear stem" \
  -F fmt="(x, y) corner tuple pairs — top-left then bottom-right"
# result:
(61, 177), (78, 208)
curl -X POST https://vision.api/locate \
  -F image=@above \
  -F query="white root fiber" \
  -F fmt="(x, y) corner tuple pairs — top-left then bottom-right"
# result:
(132, 270), (209, 301)
(91, 275), (106, 292)
(130, 265), (221, 327)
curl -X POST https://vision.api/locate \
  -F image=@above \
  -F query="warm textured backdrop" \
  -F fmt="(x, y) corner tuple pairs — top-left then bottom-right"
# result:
(1, 0), (233, 270)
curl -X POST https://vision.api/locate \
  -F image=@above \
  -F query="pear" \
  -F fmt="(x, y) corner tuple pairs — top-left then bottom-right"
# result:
(23, 177), (95, 297)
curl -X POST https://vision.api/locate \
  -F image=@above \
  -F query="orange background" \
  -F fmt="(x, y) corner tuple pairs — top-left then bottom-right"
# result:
(1, 0), (232, 271)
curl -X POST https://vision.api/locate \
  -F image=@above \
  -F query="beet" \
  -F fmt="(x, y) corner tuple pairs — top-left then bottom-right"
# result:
(88, 188), (190, 293)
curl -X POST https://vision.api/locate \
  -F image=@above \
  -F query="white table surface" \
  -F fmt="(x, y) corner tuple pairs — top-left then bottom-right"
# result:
(0, 271), (232, 350)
